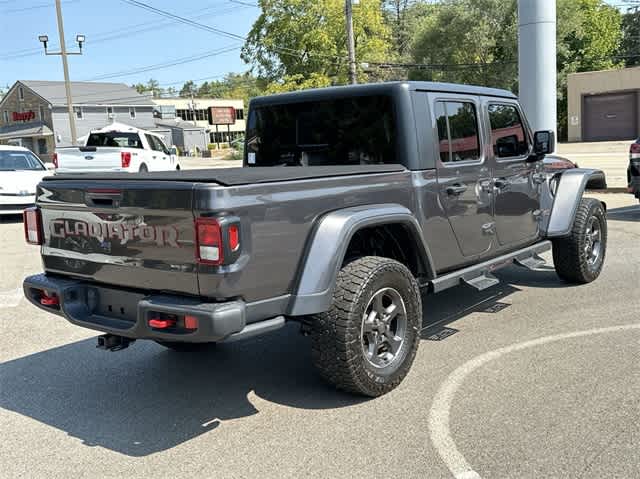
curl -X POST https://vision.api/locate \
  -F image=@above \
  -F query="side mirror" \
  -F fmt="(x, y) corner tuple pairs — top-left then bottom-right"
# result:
(44, 162), (55, 170)
(533, 130), (555, 156)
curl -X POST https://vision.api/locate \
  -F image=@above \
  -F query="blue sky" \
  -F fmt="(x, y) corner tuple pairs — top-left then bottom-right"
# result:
(0, 0), (629, 90)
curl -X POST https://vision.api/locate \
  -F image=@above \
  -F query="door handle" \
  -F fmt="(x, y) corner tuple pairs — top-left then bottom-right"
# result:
(446, 184), (468, 196)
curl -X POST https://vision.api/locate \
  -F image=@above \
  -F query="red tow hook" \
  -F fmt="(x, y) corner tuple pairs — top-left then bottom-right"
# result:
(40, 292), (60, 307)
(149, 318), (176, 329)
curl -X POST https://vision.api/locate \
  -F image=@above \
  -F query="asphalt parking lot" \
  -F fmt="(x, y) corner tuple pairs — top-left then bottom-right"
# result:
(0, 193), (638, 479)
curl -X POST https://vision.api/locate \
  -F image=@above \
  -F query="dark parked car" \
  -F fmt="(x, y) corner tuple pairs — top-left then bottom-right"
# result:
(23, 82), (607, 396)
(628, 138), (640, 202)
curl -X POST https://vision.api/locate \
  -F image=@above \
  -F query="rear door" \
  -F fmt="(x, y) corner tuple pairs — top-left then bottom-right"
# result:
(486, 101), (541, 247)
(432, 94), (494, 258)
(38, 179), (198, 295)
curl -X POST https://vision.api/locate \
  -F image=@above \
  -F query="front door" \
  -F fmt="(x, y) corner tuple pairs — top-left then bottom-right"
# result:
(487, 102), (541, 247)
(434, 97), (494, 258)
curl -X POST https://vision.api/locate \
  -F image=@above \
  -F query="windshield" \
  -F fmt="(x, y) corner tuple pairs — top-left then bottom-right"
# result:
(246, 95), (397, 166)
(0, 150), (44, 171)
(86, 132), (143, 149)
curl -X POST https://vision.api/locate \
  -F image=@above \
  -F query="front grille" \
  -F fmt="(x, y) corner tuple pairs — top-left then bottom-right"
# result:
(0, 203), (33, 211)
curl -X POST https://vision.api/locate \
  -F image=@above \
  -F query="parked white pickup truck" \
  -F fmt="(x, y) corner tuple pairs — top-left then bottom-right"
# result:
(54, 123), (180, 173)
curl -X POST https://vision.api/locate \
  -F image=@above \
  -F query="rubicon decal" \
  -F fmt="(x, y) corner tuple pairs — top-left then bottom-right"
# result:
(50, 220), (179, 247)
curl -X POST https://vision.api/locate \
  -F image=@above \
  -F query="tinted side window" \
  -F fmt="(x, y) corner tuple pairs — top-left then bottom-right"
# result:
(435, 102), (450, 163)
(246, 95), (397, 166)
(435, 101), (480, 163)
(488, 104), (529, 158)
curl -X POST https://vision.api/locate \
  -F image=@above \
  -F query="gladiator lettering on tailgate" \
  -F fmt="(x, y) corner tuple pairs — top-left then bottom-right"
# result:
(50, 220), (179, 247)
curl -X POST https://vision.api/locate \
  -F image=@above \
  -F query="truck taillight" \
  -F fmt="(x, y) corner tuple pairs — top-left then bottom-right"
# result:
(195, 217), (241, 265)
(196, 218), (223, 265)
(52, 152), (58, 169)
(631, 143), (640, 155)
(23, 207), (43, 245)
(121, 151), (132, 168)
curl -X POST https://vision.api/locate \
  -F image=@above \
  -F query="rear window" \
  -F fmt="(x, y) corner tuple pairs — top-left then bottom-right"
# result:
(86, 132), (143, 149)
(246, 95), (397, 166)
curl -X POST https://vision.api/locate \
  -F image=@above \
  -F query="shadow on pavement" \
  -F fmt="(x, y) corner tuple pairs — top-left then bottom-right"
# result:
(0, 265), (560, 457)
(607, 205), (639, 223)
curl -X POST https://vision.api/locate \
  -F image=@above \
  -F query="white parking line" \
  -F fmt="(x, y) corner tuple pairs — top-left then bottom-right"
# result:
(0, 287), (23, 308)
(428, 323), (640, 479)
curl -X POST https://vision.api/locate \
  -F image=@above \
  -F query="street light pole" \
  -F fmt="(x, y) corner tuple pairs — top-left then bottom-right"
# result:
(54, 0), (77, 145)
(39, 1), (84, 146)
(345, 0), (357, 84)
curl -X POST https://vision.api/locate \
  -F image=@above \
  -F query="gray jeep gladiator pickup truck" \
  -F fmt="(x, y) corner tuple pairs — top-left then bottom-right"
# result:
(23, 82), (607, 397)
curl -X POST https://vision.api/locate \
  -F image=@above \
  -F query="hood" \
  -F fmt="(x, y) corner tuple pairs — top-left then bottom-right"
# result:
(0, 170), (49, 194)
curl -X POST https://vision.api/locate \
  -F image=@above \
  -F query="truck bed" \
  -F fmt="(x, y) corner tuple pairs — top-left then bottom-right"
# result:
(45, 165), (407, 186)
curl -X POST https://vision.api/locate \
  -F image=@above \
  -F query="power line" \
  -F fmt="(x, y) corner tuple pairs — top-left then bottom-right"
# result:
(2, 0), (81, 14)
(86, 45), (242, 81)
(119, 0), (348, 63)
(0, 2), (252, 61)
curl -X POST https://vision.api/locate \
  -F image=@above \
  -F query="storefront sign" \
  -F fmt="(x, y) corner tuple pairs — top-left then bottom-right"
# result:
(208, 106), (236, 125)
(12, 111), (36, 122)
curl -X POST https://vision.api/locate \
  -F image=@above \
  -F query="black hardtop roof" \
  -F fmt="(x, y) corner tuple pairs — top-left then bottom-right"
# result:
(250, 81), (516, 107)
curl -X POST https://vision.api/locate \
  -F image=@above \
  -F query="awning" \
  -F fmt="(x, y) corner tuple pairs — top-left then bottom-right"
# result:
(0, 122), (54, 140)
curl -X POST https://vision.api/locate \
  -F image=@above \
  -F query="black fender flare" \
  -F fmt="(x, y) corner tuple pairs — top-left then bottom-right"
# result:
(287, 204), (435, 316)
(542, 168), (607, 238)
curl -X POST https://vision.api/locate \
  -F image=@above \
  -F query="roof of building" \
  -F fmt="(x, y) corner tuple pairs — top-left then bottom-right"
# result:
(17, 80), (155, 106)
(0, 121), (54, 140)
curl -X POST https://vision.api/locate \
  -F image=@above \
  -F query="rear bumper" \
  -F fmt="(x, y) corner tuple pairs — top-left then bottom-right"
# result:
(0, 195), (35, 214)
(23, 273), (251, 342)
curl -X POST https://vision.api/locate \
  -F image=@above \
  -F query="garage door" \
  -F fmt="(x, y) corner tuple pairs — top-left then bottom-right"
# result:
(583, 92), (638, 141)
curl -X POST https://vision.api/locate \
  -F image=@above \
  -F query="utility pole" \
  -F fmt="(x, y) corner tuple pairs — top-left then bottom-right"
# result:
(345, 0), (357, 84)
(38, 0), (85, 146)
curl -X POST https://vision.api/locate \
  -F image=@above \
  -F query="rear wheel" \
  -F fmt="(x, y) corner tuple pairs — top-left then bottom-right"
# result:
(311, 256), (421, 397)
(154, 341), (216, 352)
(552, 197), (607, 284)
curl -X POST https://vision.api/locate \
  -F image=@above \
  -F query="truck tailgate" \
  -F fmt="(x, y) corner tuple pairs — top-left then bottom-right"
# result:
(56, 147), (128, 173)
(37, 179), (198, 295)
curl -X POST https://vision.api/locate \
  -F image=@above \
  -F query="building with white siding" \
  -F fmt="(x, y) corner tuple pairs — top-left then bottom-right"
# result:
(0, 81), (163, 161)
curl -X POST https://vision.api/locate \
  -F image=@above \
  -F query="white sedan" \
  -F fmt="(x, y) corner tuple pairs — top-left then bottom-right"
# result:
(0, 145), (54, 215)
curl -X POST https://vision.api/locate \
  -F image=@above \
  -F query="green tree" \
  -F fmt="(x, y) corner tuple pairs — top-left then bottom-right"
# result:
(242, 0), (391, 84)
(620, 10), (640, 67)
(265, 72), (332, 94)
(179, 80), (198, 97)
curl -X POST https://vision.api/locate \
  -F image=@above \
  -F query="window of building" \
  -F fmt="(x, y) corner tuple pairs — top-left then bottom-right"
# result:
(488, 104), (529, 158)
(73, 106), (83, 120)
(235, 109), (244, 120)
(2, 110), (8, 123)
(129, 107), (136, 119)
(435, 101), (481, 163)
(18, 86), (24, 100)
(39, 105), (45, 121)
(106, 106), (114, 119)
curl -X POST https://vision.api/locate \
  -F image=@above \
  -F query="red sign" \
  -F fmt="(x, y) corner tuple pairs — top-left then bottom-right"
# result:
(209, 106), (236, 125)
(12, 111), (36, 122)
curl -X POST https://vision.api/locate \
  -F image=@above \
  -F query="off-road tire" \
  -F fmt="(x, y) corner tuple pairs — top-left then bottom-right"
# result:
(311, 256), (422, 397)
(552, 198), (607, 284)
(155, 341), (216, 352)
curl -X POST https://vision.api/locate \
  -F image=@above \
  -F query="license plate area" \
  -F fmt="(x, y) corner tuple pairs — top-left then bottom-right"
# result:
(88, 287), (145, 324)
